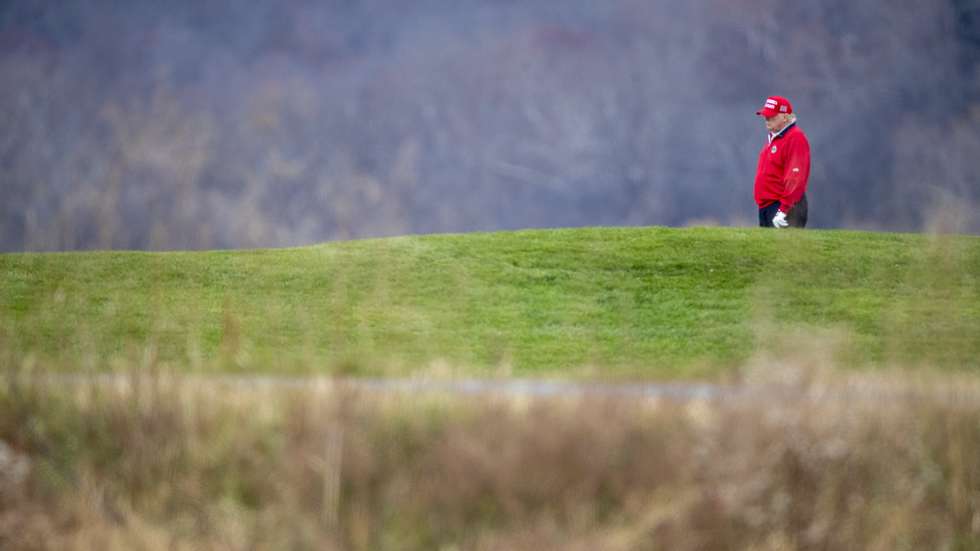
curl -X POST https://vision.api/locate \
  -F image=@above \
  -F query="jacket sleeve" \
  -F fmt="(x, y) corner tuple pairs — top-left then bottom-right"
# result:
(779, 132), (811, 213)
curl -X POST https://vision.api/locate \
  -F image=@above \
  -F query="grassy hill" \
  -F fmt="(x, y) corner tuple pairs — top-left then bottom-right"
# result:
(1, 227), (979, 378)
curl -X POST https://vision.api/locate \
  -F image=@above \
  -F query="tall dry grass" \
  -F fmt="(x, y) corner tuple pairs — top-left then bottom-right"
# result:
(0, 364), (979, 550)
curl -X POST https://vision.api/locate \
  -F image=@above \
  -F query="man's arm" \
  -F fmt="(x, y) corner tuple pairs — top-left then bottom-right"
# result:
(779, 133), (811, 213)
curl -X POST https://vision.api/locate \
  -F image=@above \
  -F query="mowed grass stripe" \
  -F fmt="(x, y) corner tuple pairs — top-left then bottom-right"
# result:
(1, 227), (978, 377)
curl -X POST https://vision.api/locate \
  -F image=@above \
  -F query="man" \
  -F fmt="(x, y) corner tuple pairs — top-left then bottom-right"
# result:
(754, 95), (811, 228)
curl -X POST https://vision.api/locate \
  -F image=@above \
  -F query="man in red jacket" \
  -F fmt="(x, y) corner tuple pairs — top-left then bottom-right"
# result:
(754, 95), (810, 228)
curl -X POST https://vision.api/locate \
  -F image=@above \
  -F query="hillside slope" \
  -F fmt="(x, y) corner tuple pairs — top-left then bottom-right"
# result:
(2, 227), (979, 377)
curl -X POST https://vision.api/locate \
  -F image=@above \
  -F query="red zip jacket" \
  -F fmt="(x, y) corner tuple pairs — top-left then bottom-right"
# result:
(754, 123), (810, 213)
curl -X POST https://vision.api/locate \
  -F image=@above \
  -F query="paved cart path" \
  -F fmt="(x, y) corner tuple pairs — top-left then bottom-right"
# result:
(36, 373), (722, 400)
(23, 372), (979, 404)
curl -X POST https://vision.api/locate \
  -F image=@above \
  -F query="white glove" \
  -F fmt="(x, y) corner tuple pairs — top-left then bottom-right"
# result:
(772, 211), (789, 228)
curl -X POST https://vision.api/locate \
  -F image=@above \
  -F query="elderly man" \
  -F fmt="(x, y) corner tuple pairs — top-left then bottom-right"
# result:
(754, 96), (811, 228)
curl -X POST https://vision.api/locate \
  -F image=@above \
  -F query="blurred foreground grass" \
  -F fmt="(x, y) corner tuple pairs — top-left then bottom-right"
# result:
(1, 226), (978, 377)
(0, 363), (978, 550)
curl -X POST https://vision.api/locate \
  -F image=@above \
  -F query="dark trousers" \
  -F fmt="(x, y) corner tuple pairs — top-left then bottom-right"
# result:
(758, 194), (808, 228)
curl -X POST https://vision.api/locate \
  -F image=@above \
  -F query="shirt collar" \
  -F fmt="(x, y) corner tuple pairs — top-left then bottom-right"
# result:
(768, 121), (796, 143)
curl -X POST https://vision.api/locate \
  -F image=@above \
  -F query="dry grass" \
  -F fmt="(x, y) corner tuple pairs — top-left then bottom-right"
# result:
(1, 363), (979, 550)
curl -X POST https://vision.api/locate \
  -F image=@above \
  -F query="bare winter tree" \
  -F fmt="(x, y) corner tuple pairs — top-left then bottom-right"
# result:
(0, 0), (976, 251)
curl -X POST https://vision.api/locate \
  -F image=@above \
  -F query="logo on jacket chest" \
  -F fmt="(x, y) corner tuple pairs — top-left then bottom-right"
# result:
(770, 145), (778, 154)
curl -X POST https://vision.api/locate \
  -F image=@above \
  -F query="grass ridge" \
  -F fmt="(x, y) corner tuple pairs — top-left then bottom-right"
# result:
(2, 226), (978, 376)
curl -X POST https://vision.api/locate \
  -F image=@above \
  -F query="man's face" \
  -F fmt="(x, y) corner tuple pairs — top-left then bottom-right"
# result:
(764, 113), (791, 133)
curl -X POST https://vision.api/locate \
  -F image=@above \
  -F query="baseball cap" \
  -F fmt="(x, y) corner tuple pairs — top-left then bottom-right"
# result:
(756, 96), (793, 118)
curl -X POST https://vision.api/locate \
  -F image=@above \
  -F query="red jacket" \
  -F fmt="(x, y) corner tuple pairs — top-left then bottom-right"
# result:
(754, 123), (810, 212)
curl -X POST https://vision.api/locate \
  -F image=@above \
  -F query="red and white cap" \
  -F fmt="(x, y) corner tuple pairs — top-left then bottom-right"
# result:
(756, 96), (793, 118)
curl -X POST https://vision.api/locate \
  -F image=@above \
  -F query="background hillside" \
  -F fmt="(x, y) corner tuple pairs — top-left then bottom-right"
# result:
(3, 227), (978, 377)
(2, 0), (979, 251)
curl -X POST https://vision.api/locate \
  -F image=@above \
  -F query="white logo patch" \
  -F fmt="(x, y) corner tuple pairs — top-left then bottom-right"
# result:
(771, 145), (778, 154)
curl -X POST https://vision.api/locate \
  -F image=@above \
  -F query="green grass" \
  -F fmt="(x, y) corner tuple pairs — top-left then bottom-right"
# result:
(1, 226), (979, 377)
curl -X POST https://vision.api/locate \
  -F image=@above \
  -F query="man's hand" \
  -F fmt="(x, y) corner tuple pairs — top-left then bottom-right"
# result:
(772, 211), (789, 228)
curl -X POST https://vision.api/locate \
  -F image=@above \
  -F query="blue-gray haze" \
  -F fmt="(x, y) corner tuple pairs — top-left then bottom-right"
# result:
(1, 0), (978, 250)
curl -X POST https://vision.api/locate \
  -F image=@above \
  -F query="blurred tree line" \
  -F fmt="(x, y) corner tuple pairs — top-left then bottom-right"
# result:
(1, 0), (978, 251)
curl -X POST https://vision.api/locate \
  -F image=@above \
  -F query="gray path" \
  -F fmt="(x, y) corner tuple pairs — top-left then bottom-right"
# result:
(32, 373), (723, 401)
